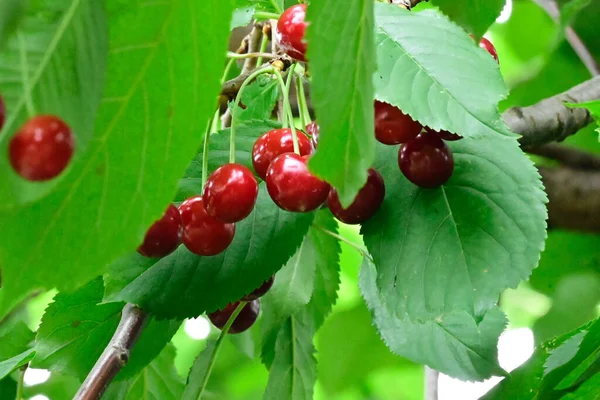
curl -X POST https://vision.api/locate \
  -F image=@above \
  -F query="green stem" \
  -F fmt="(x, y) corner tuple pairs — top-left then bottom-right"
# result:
(255, 33), (270, 67)
(254, 10), (281, 20)
(221, 58), (236, 84)
(230, 66), (275, 163)
(196, 302), (247, 400)
(273, 68), (300, 154)
(315, 225), (374, 262)
(15, 365), (26, 400)
(295, 75), (311, 128)
(18, 32), (35, 117)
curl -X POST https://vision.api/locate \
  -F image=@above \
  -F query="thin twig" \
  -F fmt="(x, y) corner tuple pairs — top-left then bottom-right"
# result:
(227, 51), (276, 60)
(534, 0), (600, 76)
(74, 304), (148, 400)
(527, 143), (600, 170)
(425, 367), (439, 400)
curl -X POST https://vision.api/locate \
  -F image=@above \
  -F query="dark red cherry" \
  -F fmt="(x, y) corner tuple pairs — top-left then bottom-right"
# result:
(9, 115), (74, 181)
(208, 300), (260, 334)
(277, 4), (308, 62)
(252, 128), (313, 180)
(241, 276), (275, 301)
(374, 101), (422, 145)
(328, 168), (385, 224)
(179, 196), (235, 256)
(266, 153), (330, 212)
(0, 95), (6, 131)
(479, 37), (499, 63)
(424, 127), (462, 141)
(399, 132), (454, 188)
(203, 163), (258, 223)
(138, 204), (182, 258)
(306, 121), (319, 148)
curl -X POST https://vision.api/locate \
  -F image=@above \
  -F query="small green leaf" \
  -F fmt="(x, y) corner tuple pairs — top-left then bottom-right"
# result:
(103, 344), (184, 400)
(0, 349), (35, 380)
(0, 321), (34, 360)
(235, 0), (283, 14)
(374, 4), (515, 138)
(430, 0), (505, 38)
(182, 340), (217, 400)
(232, 6), (255, 29)
(32, 278), (180, 381)
(234, 75), (280, 122)
(306, 0), (376, 207)
(111, 186), (315, 319)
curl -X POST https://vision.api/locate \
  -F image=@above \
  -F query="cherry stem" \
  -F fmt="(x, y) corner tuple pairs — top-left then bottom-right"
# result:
(227, 51), (275, 60)
(255, 33), (270, 67)
(230, 66), (274, 163)
(17, 31), (36, 117)
(222, 58), (236, 83)
(273, 67), (300, 154)
(315, 225), (374, 262)
(196, 302), (247, 400)
(295, 75), (311, 129)
(254, 10), (281, 20)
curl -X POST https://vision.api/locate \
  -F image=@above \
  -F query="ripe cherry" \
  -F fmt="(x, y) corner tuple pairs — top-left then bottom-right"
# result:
(0, 95), (6, 131)
(252, 128), (313, 180)
(399, 132), (454, 188)
(266, 153), (330, 212)
(424, 127), (462, 141)
(242, 276), (275, 301)
(306, 121), (319, 148)
(479, 37), (499, 63)
(374, 101), (422, 145)
(208, 300), (260, 334)
(277, 4), (308, 62)
(179, 196), (235, 256)
(138, 204), (182, 258)
(203, 163), (258, 223)
(328, 168), (385, 224)
(9, 115), (74, 181)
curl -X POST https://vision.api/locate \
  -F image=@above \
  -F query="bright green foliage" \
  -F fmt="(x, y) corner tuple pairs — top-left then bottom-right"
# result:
(0, 0), (25, 47)
(110, 186), (314, 319)
(104, 345), (184, 400)
(483, 317), (600, 399)
(374, 4), (514, 139)
(429, 0), (506, 39)
(182, 340), (218, 400)
(234, 75), (280, 122)
(0, 0), (235, 320)
(0, 315), (36, 380)
(0, 349), (34, 380)
(32, 278), (180, 381)
(306, 0), (376, 207)
(567, 99), (600, 136)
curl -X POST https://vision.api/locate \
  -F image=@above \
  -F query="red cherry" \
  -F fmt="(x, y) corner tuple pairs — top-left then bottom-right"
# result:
(306, 121), (319, 148)
(203, 163), (258, 223)
(424, 127), (462, 141)
(241, 276), (275, 301)
(277, 4), (308, 62)
(265, 153), (330, 212)
(9, 115), (74, 181)
(328, 168), (385, 224)
(252, 128), (313, 180)
(179, 196), (235, 256)
(208, 300), (260, 334)
(0, 95), (6, 132)
(138, 204), (182, 258)
(374, 101), (422, 145)
(479, 37), (499, 63)
(398, 132), (454, 188)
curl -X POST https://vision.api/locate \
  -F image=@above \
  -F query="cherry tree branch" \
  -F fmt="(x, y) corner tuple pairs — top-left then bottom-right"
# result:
(527, 144), (600, 170)
(74, 304), (148, 400)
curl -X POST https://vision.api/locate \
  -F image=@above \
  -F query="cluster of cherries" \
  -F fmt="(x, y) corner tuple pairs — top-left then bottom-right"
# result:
(0, 96), (75, 182)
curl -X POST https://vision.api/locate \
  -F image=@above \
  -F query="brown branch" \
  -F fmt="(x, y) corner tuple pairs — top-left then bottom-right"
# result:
(527, 144), (600, 170)
(74, 304), (148, 400)
(504, 75), (600, 148)
(533, 0), (600, 76)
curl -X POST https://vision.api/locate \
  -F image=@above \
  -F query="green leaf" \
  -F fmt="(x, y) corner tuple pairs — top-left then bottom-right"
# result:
(306, 0), (376, 207)
(0, 349), (34, 380)
(0, 0), (25, 47)
(360, 257), (507, 381)
(23, 372), (80, 400)
(0, 0), (235, 318)
(232, 6), (256, 29)
(562, 373), (600, 400)
(0, 321), (34, 360)
(429, 0), (505, 38)
(175, 119), (281, 201)
(483, 317), (600, 399)
(559, 0), (592, 31)
(32, 278), (180, 381)
(263, 310), (317, 400)
(182, 340), (217, 400)
(374, 4), (515, 139)
(235, 0), (283, 14)
(110, 186), (315, 319)
(567, 100), (600, 136)
(0, 0), (108, 205)
(0, 377), (17, 400)
(234, 74), (280, 122)
(104, 344), (184, 400)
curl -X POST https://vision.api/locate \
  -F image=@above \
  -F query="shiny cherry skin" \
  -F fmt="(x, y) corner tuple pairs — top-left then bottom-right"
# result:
(306, 121), (319, 148)
(9, 115), (74, 181)
(424, 126), (462, 141)
(399, 132), (454, 188)
(0, 95), (5, 131)
(328, 168), (385, 224)
(138, 204), (182, 258)
(374, 101), (422, 145)
(479, 37), (499, 63)
(242, 276), (275, 301)
(277, 4), (308, 62)
(208, 300), (260, 334)
(203, 163), (258, 223)
(266, 153), (330, 212)
(179, 196), (235, 256)
(252, 128), (313, 180)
